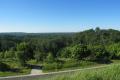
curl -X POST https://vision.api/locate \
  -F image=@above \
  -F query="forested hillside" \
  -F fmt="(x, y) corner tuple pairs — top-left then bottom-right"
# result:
(1, 27), (120, 75)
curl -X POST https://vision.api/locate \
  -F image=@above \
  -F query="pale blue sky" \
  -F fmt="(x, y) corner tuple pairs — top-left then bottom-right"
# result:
(0, 0), (120, 32)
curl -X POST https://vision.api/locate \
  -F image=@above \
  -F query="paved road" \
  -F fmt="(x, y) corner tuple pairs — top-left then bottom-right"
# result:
(30, 65), (43, 75)
(31, 68), (42, 75)
(0, 65), (111, 80)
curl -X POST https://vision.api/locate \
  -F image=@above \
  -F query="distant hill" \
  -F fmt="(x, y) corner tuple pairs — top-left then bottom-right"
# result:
(0, 32), (74, 37)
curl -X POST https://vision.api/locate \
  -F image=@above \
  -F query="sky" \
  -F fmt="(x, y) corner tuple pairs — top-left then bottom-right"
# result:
(0, 0), (120, 32)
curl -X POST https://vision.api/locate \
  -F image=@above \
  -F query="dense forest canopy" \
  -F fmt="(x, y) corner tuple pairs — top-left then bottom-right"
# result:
(1, 27), (120, 71)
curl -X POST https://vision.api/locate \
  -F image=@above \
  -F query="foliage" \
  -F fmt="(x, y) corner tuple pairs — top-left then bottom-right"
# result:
(34, 51), (46, 62)
(107, 43), (120, 59)
(43, 62), (62, 71)
(16, 51), (26, 66)
(0, 52), (4, 59)
(0, 59), (31, 77)
(70, 44), (90, 60)
(4, 49), (15, 59)
(88, 45), (111, 63)
(17, 42), (34, 60)
(44, 52), (55, 63)
(59, 44), (91, 60)
(0, 62), (10, 71)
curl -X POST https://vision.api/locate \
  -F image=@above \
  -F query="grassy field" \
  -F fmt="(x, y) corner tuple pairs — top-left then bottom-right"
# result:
(36, 64), (120, 80)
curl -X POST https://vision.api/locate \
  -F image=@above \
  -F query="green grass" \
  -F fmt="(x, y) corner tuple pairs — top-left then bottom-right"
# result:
(36, 64), (120, 80)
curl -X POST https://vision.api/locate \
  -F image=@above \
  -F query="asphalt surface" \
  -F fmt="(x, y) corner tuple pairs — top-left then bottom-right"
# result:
(0, 65), (111, 80)
(30, 65), (43, 75)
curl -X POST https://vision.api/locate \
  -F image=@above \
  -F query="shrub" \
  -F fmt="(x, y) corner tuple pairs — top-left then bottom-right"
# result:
(59, 44), (91, 60)
(107, 43), (120, 59)
(88, 45), (111, 63)
(44, 52), (55, 63)
(16, 51), (26, 66)
(43, 62), (62, 71)
(58, 47), (71, 58)
(0, 62), (10, 71)
(34, 51), (46, 62)
(0, 52), (4, 59)
(62, 59), (79, 68)
(70, 44), (91, 60)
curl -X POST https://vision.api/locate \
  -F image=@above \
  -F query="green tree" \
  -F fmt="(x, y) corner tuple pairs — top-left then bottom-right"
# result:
(91, 45), (111, 63)
(107, 43), (120, 59)
(71, 44), (90, 60)
(16, 42), (28, 66)
(45, 52), (54, 63)
(34, 51), (46, 62)
(0, 52), (4, 59)
(0, 62), (10, 71)
(4, 48), (15, 59)
(16, 51), (26, 66)
(58, 47), (71, 58)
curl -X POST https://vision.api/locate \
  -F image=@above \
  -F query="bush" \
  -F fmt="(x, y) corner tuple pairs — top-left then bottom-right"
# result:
(59, 44), (91, 60)
(16, 51), (26, 66)
(58, 47), (71, 58)
(44, 52), (55, 63)
(0, 52), (4, 59)
(34, 51), (46, 62)
(62, 59), (79, 68)
(88, 45), (111, 63)
(4, 50), (15, 59)
(71, 44), (91, 60)
(107, 43), (120, 59)
(43, 62), (62, 71)
(62, 60), (95, 69)
(0, 62), (10, 71)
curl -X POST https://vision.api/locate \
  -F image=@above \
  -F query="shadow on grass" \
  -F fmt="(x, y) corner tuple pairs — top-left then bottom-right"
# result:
(92, 60), (112, 64)
(0, 68), (21, 72)
(26, 64), (42, 69)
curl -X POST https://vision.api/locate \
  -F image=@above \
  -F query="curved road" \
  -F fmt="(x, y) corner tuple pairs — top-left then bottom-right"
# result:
(0, 65), (112, 80)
